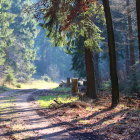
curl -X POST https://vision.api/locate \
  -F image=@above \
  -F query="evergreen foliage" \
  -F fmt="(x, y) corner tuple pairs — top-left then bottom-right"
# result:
(0, 0), (39, 82)
(10, 0), (39, 81)
(71, 37), (86, 78)
(0, 0), (16, 68)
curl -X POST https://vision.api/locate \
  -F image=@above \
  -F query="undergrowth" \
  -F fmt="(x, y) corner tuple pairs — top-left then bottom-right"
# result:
(0, 86), (12, 93)
(52, 87), (71, 92)
(38, 94), (79, 108)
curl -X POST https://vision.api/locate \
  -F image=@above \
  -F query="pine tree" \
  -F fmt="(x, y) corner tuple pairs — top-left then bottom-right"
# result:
(31, 0), (104, 98)
(71, 36), (86, 78)
(9, 0), (39, 81)
(0, 0), (16, 78)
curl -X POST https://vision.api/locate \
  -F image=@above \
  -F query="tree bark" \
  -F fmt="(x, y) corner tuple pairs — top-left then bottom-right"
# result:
(102, 0), (119, 108)
(84, 47), (97, 99)
(124, 33), (130, 76)
(72, 78), (78, 93)
(127, 0), (135, 66)
(136, 0), (140, 63)
(125, 44), (130, 76)
(67, 77), (71, 87)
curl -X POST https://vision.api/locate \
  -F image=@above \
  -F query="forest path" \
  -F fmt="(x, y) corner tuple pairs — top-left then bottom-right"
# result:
(0, 89), (77, 140)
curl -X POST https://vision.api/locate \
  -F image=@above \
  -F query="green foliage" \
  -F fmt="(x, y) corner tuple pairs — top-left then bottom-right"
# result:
(100, 80), (111, 91)
(32, 1), (104, 81)
(119, 65), (140, 95)
(52, 87), (71, 92)
(41, 74), (52, 82)
(16, 84), (21, 88)
(0, 0), (16, 66)
(0, 85), (11, 93)
(38, 94), (79, 108)
(33, 1), (104, 51)
(4, 68), (16, 85)
(0, 0), (39, 82)
(9, 0), (39, 81)
(71, 36), (86, 78)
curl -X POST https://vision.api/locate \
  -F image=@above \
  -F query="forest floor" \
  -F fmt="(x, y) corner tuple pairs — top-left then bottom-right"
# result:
(0, 87), (140, 140)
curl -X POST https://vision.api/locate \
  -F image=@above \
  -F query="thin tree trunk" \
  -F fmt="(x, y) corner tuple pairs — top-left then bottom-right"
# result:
(127, 0), (135, 66)
(136, 0), (140, 63)
(84, 47), (97, 99)
(124, 33), (130, 76)
(102, 0), (119, 108)
(125, 45), (129, 76)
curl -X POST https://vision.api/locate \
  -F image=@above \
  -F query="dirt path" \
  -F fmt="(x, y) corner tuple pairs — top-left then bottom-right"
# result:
(0, 90), (19, 140)
(0, 90), (77, 140)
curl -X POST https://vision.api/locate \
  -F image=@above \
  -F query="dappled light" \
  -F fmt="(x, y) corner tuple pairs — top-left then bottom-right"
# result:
(0, 0), (140, 139)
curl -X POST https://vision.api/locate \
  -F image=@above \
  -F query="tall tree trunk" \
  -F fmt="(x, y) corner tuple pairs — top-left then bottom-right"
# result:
(102, 0), (119, 108)
(125, 44), (130, 76)
(136, 0), (140, 63)
(124, 33), (130, 76)
(127, 0), (135, 66)
(41, 45), (47, 75)
(85, 47), (97, 99)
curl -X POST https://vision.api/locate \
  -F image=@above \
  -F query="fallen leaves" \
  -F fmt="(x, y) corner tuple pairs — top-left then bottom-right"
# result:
(36, 92), (140, 140)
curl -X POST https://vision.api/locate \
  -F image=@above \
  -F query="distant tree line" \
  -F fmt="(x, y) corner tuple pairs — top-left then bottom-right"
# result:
(0, 0), (39, 84)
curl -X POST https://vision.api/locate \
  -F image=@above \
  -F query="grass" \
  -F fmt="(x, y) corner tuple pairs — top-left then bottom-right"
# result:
(0, 85), (12, 94)
(17, 80), (59, 89)
(0, 80), (59, 90)
(52, 87), (71, 92)
(38, 94), (79, 108)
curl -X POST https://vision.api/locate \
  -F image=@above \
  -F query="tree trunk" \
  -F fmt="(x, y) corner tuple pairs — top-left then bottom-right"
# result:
(125, 45), (130, 76)
(102, 0), (119, 108)
(67, 77), (71, 87)
(72, 78), (78, 93)
(84, 47), (97, 99)
(136, 0), (140, 63)
(124, 33), (130, 76)
(127, 0), (135, 66)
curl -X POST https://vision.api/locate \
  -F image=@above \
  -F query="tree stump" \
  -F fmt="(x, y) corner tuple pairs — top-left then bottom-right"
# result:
(72, 78), (78, 93)
(67, 77), (71, 87)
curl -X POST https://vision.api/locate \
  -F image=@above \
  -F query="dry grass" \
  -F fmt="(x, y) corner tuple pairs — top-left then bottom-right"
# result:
(18, 80), (59, 89)
(0, 80), (59, 90)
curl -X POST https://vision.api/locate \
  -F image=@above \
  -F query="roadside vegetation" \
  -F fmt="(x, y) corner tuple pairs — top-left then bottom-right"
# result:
(38, 94), (79, 108)
(0, 80), (59, 91)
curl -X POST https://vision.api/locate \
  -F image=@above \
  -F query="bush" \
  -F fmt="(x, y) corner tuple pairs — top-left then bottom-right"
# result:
(41, 75), (51, 82)
(16, 84), (21, 88)
(100, 80), (111, 91)
(4, 73), (16, 85)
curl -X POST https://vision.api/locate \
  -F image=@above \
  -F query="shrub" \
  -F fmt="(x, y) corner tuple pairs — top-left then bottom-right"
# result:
(16, 84), (21, 88)
(41, 75), (51, 82)
(100, 80), (111, 91)
(4, 73), (16, 85)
